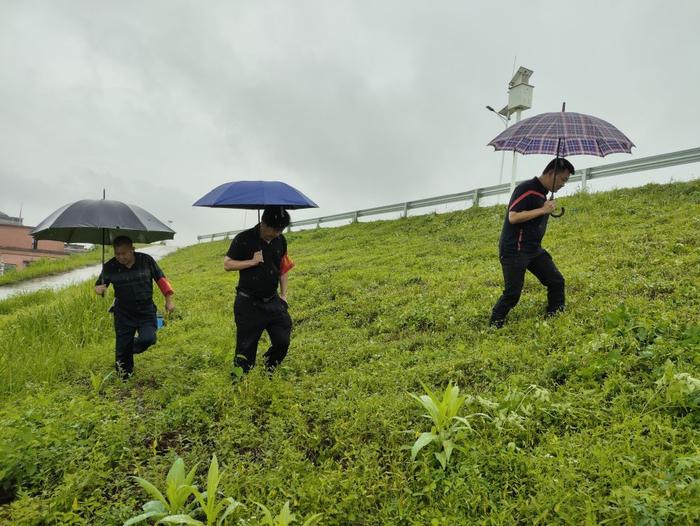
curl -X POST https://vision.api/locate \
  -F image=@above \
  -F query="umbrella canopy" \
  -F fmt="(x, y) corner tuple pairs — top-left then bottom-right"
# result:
(192, 180), (319, 210)
(30, 199), (175, 245)
(488, 111), (635, 157)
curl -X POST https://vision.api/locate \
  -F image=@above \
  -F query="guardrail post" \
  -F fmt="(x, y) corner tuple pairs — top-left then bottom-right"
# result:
(581, 168), (591, 191)
(402, 202), (409, 218)
(352, 211), (358, 223)
(472, 189), (480, 207)
(316, 219), (321, 229)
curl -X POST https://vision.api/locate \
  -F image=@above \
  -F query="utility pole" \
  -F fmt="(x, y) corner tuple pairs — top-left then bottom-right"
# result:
(496, 67), (534, 193)
(485, 106), (509, 184)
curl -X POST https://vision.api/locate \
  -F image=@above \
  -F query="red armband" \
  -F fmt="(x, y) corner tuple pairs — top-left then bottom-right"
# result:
(157, 277), (174, 296)
(280, 253), (295, 275)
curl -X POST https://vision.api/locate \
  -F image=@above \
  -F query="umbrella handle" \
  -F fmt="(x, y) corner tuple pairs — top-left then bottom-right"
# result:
(551, 207), (565, 218)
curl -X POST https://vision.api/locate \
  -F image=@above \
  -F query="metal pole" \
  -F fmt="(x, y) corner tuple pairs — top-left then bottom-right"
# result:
(487, 106), (509, 185)
(498, 150), (506, 185)
(497, 117), (509, 185)
(510, 109), (522, 193)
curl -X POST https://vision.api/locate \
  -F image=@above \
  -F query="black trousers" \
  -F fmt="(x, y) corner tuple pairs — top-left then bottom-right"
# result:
(113, 303), (157, 376)
(490, 250), (565, 325)
(233, 293), (292, 373)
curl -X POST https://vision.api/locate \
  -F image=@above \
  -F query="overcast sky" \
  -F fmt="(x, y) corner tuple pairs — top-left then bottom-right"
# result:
(1, 0), (699, 244)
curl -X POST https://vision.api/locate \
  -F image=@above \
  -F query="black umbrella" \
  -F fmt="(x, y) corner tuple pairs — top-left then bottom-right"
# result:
(30, 197), (175, 285)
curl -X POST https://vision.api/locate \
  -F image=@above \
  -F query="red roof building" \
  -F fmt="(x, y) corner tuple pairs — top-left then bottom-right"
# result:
(0, 211), (67, 273)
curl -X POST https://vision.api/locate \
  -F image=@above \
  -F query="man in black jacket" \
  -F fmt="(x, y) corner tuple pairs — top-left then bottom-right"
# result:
(224, 207), (294, 375)
(490, 158), (574, 328)
(95, 236), (175, 378)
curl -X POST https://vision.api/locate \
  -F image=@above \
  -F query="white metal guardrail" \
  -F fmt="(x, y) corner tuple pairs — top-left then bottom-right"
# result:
(197, 146), (700, 242)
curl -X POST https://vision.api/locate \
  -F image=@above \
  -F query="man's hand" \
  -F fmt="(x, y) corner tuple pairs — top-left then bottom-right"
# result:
(165, 295), (175, 313)
(542, 200), (557, 215)
(95, 284), (108, 296)
(224, 255), (264, 271)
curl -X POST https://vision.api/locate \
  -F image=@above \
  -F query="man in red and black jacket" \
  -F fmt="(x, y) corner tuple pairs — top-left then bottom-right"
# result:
(224, 207), (294, 375)
(489, 158), (574, 328)
(95, 236), (175, 378)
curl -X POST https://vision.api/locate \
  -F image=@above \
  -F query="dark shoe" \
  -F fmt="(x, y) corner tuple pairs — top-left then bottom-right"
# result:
(116, 368), (133, 380)
(545, 305), (565, 318)
(230, 366), (245, 383)
(489, 318), (505, 329)
(115, 361), (133, 380)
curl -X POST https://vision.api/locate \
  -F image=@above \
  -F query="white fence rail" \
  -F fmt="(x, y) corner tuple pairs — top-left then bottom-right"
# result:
(197, 146), (700, 242)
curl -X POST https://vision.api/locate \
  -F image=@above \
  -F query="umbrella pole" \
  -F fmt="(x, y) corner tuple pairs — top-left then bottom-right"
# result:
(101, 190), (106, 290)
(550, 137), (565, 218)
(100, 228), (106, 296)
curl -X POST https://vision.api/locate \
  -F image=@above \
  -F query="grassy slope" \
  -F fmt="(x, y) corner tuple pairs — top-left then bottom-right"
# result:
(0, 247), (101, 286)
(0, 181), (699, 525)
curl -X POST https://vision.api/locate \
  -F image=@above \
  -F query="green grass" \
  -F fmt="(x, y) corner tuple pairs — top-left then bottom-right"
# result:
(0, 247), (101, 286)
(1, 180), (699, 524)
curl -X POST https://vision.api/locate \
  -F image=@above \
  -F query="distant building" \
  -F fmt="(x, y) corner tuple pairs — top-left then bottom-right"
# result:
(0, 210), (67, 273)
(0, 211), (23, 227)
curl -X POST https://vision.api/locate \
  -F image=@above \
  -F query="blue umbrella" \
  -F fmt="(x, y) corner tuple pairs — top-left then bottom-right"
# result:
(192, 181), (318, 210)
(193, 180), (319, 244)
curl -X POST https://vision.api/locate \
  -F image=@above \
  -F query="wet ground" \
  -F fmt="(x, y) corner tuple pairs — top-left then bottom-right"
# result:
(0, 245), (179, 301)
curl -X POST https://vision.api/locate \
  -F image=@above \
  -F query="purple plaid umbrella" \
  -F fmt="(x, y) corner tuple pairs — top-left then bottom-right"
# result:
(488, 111), (634, 157)
(488, 104), (634, 217)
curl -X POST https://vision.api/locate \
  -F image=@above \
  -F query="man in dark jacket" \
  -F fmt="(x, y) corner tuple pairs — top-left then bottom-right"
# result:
(95, 236), (175, 378)
(224, 207), (294, 375)
(489, 158), (574, 328)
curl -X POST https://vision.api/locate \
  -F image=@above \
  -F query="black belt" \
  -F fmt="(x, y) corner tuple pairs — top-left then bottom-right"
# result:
(237, 290), (277, 303)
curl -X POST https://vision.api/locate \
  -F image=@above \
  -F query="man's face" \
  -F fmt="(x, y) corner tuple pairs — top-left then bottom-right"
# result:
(551, 170), (571, 192)
(259, 223), (283, 243)
(114, 244), (135, 266)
